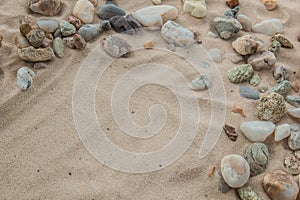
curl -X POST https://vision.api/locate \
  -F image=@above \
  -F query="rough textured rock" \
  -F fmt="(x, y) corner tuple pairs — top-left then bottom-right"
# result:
(73, 0), (95, 24)
(26, 29), (45, 48)
(14, 34), (31, 49)
(263, 0), (277, 11)
(226, 0), (239, 8)
(249, 74), (261, 86)
(53, 37), (64, 58)
(274, 124), (290, 142)
(227, 52), (244, 64)
(247, 50), (276, 71)
(97, 4), (126, 20)
(284, 151), (300, 175)
(252, 19), (283, 35)
(273, 66), (289, 83)
(237, 14), (252, 32)
(17, 67), (35, 91)
(60, 20), (76, 37)
(227, 64), (253, 84)
(244, 143), (269, 176)
(269, 80), (292, 95)
(240, 121), (275, 142)
(126, 14), (142, 30)
(213, 16), (242, 40)
(239, 86), (260, 100)
(271, 33), (294, 49)
(63, 37), (75, 49)
(103, 36), (131, 58)
(28, 0), (62, 16)
(37, 19), (58, 33)
(190, 74), (212, 91)
(232, 35), (264, 55)
(257, 93), (286, 123)
(18, 46), (54, 62)
(66, 15), (82, 30)
(237, 186), (260, 200)
(182, 0), (207, 18)
(269, 40), (281, 56)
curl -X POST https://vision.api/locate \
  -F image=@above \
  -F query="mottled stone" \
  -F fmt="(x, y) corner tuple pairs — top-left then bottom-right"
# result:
(284, 151), (300, 175)
(60, 20), (76, 37)
(72, 34), (86, 50)
(263, 0), (277, 11)
(252, 19), (283, 35)
(103, 35), (131, 58)
(285, 96), (300, 108)
(207, 48), (222, 63)
(18, 46), (54, 62)
(226, 0), (239, 9)
(53, 37), (64, 58)
(269, 40), (281, 57)
(257, 93), (286, 123)
(239, 86), (260, 100)
(63, 37), (75, 49)
(37, 19), (58, 33)
(244, 143), (269, 176)
(227, 64), (254, 84)
(247, 50), (276, 71)
(182, 0), (207, 18)
(249, 74), (261, 86)
(237, 14), (252, 32)
(240, 121), (275, 142)
(227, 52), (244, 64)
(28, 0), (62, 16)
(126, 14), (142, 30)
(269, 80), (292, 96)
(66, 15), (82, 30)
(213, 16), (242, 40)
(271, 33), (294, 49)
(73, 0), (95, 24)
(14, 34), (30, 49)
(109, 16), (135, 34)
(274, 123), (290, 142)
(273, 66), (289, 83)
(17, 67), (35, 90)
(26, 29), (45, 48)
(97, 4), (125, 20)
(232, 35), (264, 55)
(288, 129), (300, 150)
(190, 74), (212, 91)
(237, 186), (260, 200)
(19, 24), (32, 37)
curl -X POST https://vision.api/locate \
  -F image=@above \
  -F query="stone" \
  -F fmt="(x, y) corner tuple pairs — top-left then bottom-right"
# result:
(244, 143), (269, 176)
(161, 20), (194, 48)
(224, 6), (240, 17)
(19, 24), (32, 37)
(239, 86), (260, 100)
(269, 80), (292, 96)
(223, 124), (238, 141)
(227, 64), (253, 84)
(252, 19), (283, 35)
(53, 37), (64, 58)
(53, 28), (62, 38)
(144, 40), (154, 49)
(232, 35), (264, 55)
(33, 62), (47, 70)
(237, 186), (260, 200)
(288, 108), (300, 120)
(247, 50), (276, 71)
(41, 38), (51, 48)
(72, 34), (86, 50)
(271, 33), (294, 49)
(288, 129), (300, 150)
(284, 151), (300, 175)
(221, 154), (250, 188)
(249, 74), (261, 87)
(78, 20), (111, 42)
(66, 15), (82, 30)
(126, 14), (142, 30)
(226, 0), (239, 9)
(60, 20), (76, 37)
(103, 36), (131, 58)
(263, 0), (277, 11)
(133, 5), (178, 27)
(14, 34), (30, 49)
(73, 0), (94, 24)
(190, 74), (212, 91)
(213, 16), (242, 40)
(182, 0), (207, 18)
(109, 16), (135, 34)
(26, 29), (45, 48)
(257, 93), (286, 123)
(97, 4), (126, 20)
(63, 37), (76, 49)
(207, 48), (222, 63)
(273, 66), (289, 83)
(268, 40), (281, 57)
(17, 67), (35, 91)
(219, 173), (231, 193)
(274, 124), (290, 142)
(28, 0), (62, 16)
(18, 46), (54, 62)
(263, 170), (299, 200)
(258, 86), (268, 93)
(240, 121), (275, 142)
(37, 19), (58, 33)
(236, 14), (252, 32)
(285, 96), (300, 108)
(227, 52), (244, 64)
(152, 0), (161, 5)
(208, 31), (218, 38)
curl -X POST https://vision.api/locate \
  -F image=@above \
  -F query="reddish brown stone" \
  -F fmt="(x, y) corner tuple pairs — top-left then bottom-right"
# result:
(226, 0), (239, 8)
(66, 15), (82, 30)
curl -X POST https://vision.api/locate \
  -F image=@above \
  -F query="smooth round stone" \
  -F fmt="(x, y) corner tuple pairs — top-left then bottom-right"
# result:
(73, 0), (95, 24)
(249, 74), (261, 87)
(244, 143), (269, 176)
(26, 29), (45, 48)
(17, 67), (35, 91)
(37, 19), (58, 33)
(72, 34), (86, 50)
(221, 154), (250, 188)
(227, 52), (243, 64)
(247, 50), (276, 71)
(103, 35), (131, 58)
(66, 15), (82, 30)
(252, 19), (283, 35)
(190, 74), (212, 91)
(207, 48), (222, 63)
(288, 130), (300, 150)
(263, 170), (299, 200)
(269, 80), (292, 95)
(14, 34), (30, 49)
(60, 20), (76, 37)
(133, 5), (178, 27)
(97, 4), (126, 20)
(227, 64), (253, 84)
(240, 121), (275, 142)
(161, 20), (194, 48)
(28, 0), (62, 16)
(274, 124), (290, 142)
(53, 37), (64, 58)
(239, 86), (260, 100)
(182, 0), (207, 18)
(78, 24), (101, 42)
(288, 108), (300, 119)
(18, 46), (54, 62)
(236, 14), (252, 32)
(237, 186), (260, 200)
(232, 35), (264, 55)
(213, 16), (242, 40)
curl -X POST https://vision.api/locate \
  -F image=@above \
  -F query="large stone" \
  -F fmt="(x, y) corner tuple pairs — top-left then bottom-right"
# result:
(182, 0), (207, 18)
(252, 19), (283, 35)
(244, 143), (269, 176)
(28, 0), (62, 16)
(17, 67), (35, 91)
(37, 19), (59, 33)
(247, 50), (276, 71)
(240, 121), (275, 142)
(73, 0), (95, 24)
(213, 16), (242, 40)
(227, 64), (253, 84)
(18, 46), (54, 62)
(232, 35), (264, 56)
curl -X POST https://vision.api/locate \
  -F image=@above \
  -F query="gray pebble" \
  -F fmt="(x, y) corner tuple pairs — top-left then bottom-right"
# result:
(17, 67), (35, 90)
(97, 4), (126, 20)
(269, 80), (292, 95)
(239, 86), (260, 100)
(60, 20), (76, 37)
(190, 74), (212, 91)
(53, 37), (64, 58)
(244, 143), (269, 176)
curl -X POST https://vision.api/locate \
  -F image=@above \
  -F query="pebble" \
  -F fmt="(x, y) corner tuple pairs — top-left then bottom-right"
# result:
(262, 0), (277, 11)
(190, 74), (212, 91)
(53, 37), (64, 58)
(226, 0), (239, 8)
(103, 36), (131, 58)
(263, 170), (299, 200)
(247, 50), (276, 71)
(257, 93), (286, 123)
(284, 151), (300, 175)
(232, 103), (246, 118)
(232, 35), (264, 55)
(237, 186), (260, 200)
(239, 86), (260, 100)
(240, 121), (275, 142)
(271, 33), (294, 49)
(236, 14), (252, 32)
(285, 96), (300, 108)
(14, 34), (31, 49)
(161, 20), (194, 48)
(269, 80), (292, 95)
(37, 19), (59, 33)
(73, 0), (95, 24)
(66, 15), (82, 30)
(227, 52), (244, 64)
(109, 16), (135, 34)
(53, 28), (62, 38)
(213, 16), (242, 40)
(224, 6), (240, 17)
(60, 20), (76, 37)
(26, 29), (45, 48)
(28, 0), (62, 16)
(207, 48), (222, 63)
(97, 4), (126, 20)
(274, 124), (290, 142)
(273, 66), (289, 83)
(33, 62), (47, 70)
(223, 124), (238, 141)
(126, 14), (142, 30)
(18, 46), (54, 62)
(252, 19), (283, 35)
(182, 0), (207, 18)
(288, 129), (300, 150)
(249, 74), (261, 87)
(72, 34), (86, 50)
(268, 40), (281, 57)
(41, 38), (50, 48)
(218, 171), (231, 193)
(133, 5), (178, 27)
(288, 108), (300, 120)
(152, 0), (161, 5)
(208, 31), (218, 38)
(221, 154), (250, 188)
(227, 64), (253, 84)
(19, 24), (32, 37)
(17, 67), (35, 91)
(144, 40), (154, 49)
(258, 86), (268, 93)
(244, 143), (269, 176)
(78, 20), (111, 42)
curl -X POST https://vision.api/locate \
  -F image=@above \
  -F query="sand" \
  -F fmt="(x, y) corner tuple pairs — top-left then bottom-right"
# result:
(0, 0), (300, 199)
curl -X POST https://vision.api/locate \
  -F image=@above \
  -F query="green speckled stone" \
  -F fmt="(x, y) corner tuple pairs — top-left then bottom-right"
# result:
(269, 80), (292, 96)
(244, 143), (269, 176)
(249, 74), (261, 86)
(228, 64), (253, 83)
(237, 186), (260, 200)
(268, 40), (281, 57)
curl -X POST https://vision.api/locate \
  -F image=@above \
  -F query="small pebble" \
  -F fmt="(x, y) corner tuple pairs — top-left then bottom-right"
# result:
(53, 37), (64, 58)
(223, 124), (238, 141)
(53, 28), (62, 38)
(240, 121), (275, 142)
(249, 74), (261, 87)
(258, 86), (268, 93)
(244, 143), (269, 176)
(152, 0), (161, 4)
(208, 31), (218, 38)
(213, 16), (242, 40)
(207, 48), (222, 63)
(103, 35), (131, 58)
(109, 15), (135, 34)
(37, 19), (59, 33)
(60, 20), (76, 37)
(274, 123), (290, 142)
(18, 46), (54, 62)
(227, 64), (253, 84)
(66, 15), (82, 30)
(288, 108), (300, 120)
(252, 19), (283, 35)
(33, 62), (47, 70)
(271, 33), (294, 49)
(239, 86), (259, 100)
(232, 35), (264, 55)
(269, 80), (292, 95)
(288, 128), (300, 150)
(232, 103), (246, 117)
(227, 52), (243, 64)
(224, 6), (240, 17)
(237, 186), (260, 200)
(144, 40), (154, 49)
(262, 0), (277, 11)
(226, 0), (239, 8)
(72, 34), (86, 50)
(77, 20), (111, 42)
(247, 50), (276, 71)
(182, 0), (207, 18)
(284, 151), (300, 175)
(268, 40), (281, 57)
(190, 74), (212, 91)
(19, 24), (32, 37)
(73, 0), (95, 24)
(14, 34), (30, 49)
(26, 29), (45, 48)
(285, 96), (300, 108)
(97, 4), (126, 20)
(28, 0), (62, 16)
(17, 67), (35, 90)
(236, 14), (252, 32)
(273, 66), (289, 83)
(63, 37), (76, 49)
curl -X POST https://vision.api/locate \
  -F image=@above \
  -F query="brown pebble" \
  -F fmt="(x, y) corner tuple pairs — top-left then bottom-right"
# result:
(226, 0), (239, 8)
(73, 34), (86, 50)
(144, 40), (154, 49)
(66, 15), (82, 30)
(208, 166), (216, 177)
(297, 34), (300, 42)
(33, 62), (47, 70)
(0, 33), (2, 47)
(223, 124), (238, 141)
(232, 103), (246, 117)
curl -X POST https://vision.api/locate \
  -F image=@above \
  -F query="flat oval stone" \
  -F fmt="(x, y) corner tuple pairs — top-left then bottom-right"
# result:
(26, 29), (45, 48)
(240, 121), (275, 142)
(274, 124), (290, 142)
(244, 143), (269, 176)
(232, 35), (264, 55)
(288, 108), (300, 119)
(213, 16), (242, 40)
(288, 130), (300, 150)
(133, 5), (178, 27)
(14, 34), (31, 49)
(73, 0), (95, 24)
(53, 37), (64, 58)
(227, 64), (253, 84)
(252, 19), (283, 35)
(239, 86), (260, 100)
(237, 14), (252, 32)
(247, 50), (276, 71)
(269, 80), (292, 95)
(97, 4), (126, 20)
(28, 0), (62, 16)
(161, 20), (194, 48)
(182, 0), (207, 18)
(18, 46), (54, 62)
(103, 35), (131, 58)
(190, 74), (212, 91)
(17, 67), (35, 91)
(221, 154), (250, 188)
(37, 19), (59, 33)
(60, 20), (76, 37)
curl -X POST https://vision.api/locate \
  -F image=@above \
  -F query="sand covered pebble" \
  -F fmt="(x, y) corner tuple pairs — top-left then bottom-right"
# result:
(66, 15), (82, 30)
(53, 37), (64, 58)
(26, 29), (45, 48)
(262, 0), (277, 11)
(103, 36), (131, 58)
(252, 19), (283, 35)
(269, 80), (292, 95)
(98, 4), (126, 20)
(213, 16), (242, 40)
(227, 64), (253, 84)
(37, 19), (58, 33)
(239, 86), (260, 100)
(60, 20), (76, 37)
(244, 143), (269, 176)
(249, 74), (261, 86)
(14, 34), (30, 49)
(221, 154), (250, 188)
(18, 46), (54, 62)
(232, 35), (264, 55)
(271, 33), (294, 49)
(240, 121), (275, 142)
(274, 124), (290, 142)
(247, 50), (276, 71)
(190, 74), (212, 91)
(17, 67), (35, 90)
(73, 0), (95, 24)
(182, 0), (207, 18)
(236, 14), (252, 32)
(28, 0), (62, 16)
